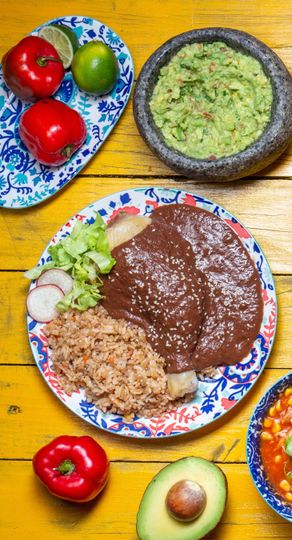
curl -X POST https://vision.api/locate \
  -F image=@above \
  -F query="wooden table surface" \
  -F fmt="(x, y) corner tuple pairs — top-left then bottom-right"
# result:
(0, 1), (292, 538)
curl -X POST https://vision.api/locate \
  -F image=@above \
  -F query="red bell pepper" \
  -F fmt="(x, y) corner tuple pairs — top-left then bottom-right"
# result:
(19, 98), (87, 166)
(32, 435), (110, 502)
(2, 35), (65, 100)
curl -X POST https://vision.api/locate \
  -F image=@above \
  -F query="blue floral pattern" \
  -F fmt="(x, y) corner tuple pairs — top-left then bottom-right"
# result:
(0, 16), (134, 208)
(247, 373), (292, 521)
(27, 187), (277, 438)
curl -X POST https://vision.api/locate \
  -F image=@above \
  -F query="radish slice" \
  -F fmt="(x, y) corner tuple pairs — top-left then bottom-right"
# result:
(37, 269), (73, 294)
(27, 285), (64, 323)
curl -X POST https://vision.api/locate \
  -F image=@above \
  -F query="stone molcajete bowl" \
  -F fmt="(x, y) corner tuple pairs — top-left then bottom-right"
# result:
(133, 28), (292, 182)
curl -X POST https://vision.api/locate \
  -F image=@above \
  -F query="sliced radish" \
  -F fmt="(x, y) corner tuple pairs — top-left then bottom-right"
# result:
(37, 269), (73, 294)
(27, 284), (64, 323)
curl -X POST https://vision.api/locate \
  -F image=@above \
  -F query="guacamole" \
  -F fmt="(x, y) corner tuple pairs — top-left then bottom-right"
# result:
(150, 41), (273, 159)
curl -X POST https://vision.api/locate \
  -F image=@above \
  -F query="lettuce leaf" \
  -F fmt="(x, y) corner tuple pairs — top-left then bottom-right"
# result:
(25, 214), (115, 312)
(56, 280), (104, 312)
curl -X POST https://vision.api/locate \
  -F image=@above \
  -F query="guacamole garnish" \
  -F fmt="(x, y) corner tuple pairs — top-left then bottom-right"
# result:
(150, 41), (273, 159)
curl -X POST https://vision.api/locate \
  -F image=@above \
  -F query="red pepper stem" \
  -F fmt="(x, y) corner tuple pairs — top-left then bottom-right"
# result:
(61, 144), (74, 159)
(56, 459), (75, 475)
(36, 56), (63, 67)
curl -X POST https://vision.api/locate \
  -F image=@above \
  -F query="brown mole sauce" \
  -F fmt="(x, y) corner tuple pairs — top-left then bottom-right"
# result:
(102, 222), (206, 373)
(102, 204), (263, 373)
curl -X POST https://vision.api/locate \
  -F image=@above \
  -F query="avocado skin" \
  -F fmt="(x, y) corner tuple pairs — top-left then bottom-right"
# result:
(136, 457), (228, 540)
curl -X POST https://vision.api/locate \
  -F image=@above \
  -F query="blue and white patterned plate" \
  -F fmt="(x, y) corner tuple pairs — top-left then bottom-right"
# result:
(0, 15), (134, 209)
(27, 187), (277, 438)
(247, 373), (292, 521)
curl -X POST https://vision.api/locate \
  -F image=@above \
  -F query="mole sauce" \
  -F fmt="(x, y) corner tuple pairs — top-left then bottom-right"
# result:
(102, 204), (263, 373)
(102, 222), (206, 373)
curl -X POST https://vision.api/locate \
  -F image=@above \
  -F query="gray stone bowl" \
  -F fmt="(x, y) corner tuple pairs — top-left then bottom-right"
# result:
(133, 28), (292, 182)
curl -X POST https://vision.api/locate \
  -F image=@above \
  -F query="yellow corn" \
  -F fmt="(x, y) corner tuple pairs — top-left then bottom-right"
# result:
(285, 492), (292, 502)
(284, 388), (292, 397)
(279, 480), (290, 492)
(275, 399), (282, 412)
(261, 431), (273, 441)
(272, 420), (281, 433)
(274, 454), (282, 464)
(263, 417), (273, 428)
(288, 397), (292, 406)
(269, 405), (276, 417)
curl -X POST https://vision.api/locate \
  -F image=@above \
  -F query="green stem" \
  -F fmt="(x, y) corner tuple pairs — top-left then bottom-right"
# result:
(56, 459), (75, 475)
(36, 56), (62, 67)
(61, 144), (75, 160)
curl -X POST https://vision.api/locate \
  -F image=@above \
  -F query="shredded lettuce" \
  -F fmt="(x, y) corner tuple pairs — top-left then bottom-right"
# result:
(24, 214), (116, 312)
(56, 279), (104, 312)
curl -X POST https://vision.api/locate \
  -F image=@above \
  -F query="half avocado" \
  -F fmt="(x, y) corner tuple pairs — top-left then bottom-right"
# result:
(136, 457), (227, 540)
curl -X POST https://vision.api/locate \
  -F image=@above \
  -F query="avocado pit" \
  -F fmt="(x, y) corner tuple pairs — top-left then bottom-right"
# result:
(166, 479), (207, 522)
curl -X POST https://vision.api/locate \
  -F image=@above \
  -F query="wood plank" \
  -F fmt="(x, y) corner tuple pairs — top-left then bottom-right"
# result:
(1, 1), (291, 64)
(1, 2), (292, 538)
(1, 178), (292, 273)
(0, 271), (291, 367)
(0, 365), (289, 462)
(0, 2), (292, 178)
(0, 461), (290, 539)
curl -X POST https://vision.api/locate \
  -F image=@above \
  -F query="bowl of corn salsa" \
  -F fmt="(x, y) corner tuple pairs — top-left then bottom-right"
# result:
(247, 373), (292, 521)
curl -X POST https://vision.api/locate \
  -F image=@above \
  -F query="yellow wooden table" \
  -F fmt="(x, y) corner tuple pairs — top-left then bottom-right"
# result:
(0, 1), (292, 538)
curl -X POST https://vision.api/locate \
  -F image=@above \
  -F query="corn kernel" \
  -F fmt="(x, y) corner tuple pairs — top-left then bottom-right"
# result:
(275, 399), (282, 412)
(274, 455), (282, 463)
(269, 406), (276, 417)
(284, 388), (292, 397)
(285, 492), (292, 502)
(263, 417), (273, 428)
(261, 431), (273, 441)
(288, 397), (292, 406)
(272, 420), (281, 433)
(280, 480), (290, 492)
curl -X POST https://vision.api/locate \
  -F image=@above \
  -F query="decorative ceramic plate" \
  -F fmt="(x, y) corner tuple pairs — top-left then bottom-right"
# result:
(0, 15), (134, 209)
(247, 373), (292, 522)
(27, 187), (277, 438)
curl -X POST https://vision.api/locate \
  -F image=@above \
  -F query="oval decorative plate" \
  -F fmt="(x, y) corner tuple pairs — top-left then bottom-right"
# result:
(247, 373), (292, 522)
(0, 15), (134, 209)
(27, 187), (277, 438)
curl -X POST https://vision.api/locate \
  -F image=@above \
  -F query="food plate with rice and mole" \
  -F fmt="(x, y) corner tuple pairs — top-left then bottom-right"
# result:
(26, 187), (277, 438)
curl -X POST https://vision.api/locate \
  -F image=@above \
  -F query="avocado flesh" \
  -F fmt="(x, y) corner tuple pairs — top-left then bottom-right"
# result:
(136, 457), (227, 540)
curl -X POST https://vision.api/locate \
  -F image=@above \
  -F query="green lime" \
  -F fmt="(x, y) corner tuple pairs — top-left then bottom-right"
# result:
(71, 41), (119, 95)
(39, 24), (79, 68)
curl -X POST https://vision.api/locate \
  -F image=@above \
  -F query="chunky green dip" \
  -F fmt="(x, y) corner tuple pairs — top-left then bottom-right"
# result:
(150, 41), (273, 159)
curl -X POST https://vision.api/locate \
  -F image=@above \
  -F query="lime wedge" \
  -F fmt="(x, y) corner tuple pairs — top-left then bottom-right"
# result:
(50, 24), (79, 53)
(39, 25), (78, 68)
